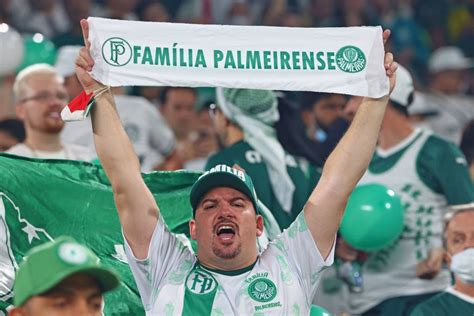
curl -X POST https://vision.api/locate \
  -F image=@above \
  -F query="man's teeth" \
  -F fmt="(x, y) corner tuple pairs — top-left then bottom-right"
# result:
(217, 225), (235, 234)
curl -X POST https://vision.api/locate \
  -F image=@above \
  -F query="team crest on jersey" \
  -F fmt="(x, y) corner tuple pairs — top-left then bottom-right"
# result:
(185, 269), (217, 295)
(248, 277), (277, 302)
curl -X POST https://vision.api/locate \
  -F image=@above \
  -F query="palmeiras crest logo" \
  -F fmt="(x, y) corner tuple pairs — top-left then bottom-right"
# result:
(248, 278), (277, 302)
(336, 45), (366, 73)
(102, 37), (132, 66)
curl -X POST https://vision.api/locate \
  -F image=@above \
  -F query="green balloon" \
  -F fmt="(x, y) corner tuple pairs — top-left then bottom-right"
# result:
(310, 304), (332, 316)
(17, 34), (57, 72)
(340, 183), (404, 252)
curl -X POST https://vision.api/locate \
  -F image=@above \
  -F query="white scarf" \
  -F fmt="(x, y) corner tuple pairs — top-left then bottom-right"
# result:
(87, 17), (389, 97)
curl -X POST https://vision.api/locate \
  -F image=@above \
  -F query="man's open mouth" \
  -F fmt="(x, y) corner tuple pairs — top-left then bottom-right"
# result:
(215, 224), (237, 241)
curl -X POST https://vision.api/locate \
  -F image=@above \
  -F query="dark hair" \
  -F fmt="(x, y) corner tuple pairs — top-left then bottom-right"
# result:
(159, 87), (196, 106)
(298, 92), (332, 111)
(0, 119), (25, 142)
(460, 120), (474, 164)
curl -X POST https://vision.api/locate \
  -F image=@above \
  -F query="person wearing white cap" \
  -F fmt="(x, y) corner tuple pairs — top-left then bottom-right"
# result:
(56, 46), (181, 171)
(408, 46), (474, 144)
(318, 65), (474, 316)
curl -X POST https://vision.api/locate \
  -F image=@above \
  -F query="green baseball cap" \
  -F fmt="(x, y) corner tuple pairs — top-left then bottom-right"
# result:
(13, 236), (120, 307)
(190, 164), (259, 216)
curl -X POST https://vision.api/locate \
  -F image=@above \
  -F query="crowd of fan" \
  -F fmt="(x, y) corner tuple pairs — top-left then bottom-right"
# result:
(0, 0), (473, 171)
(0, 1), (473, 315)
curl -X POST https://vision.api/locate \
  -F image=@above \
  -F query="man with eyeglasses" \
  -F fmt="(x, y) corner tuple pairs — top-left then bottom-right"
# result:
(6, 64), (95, 161)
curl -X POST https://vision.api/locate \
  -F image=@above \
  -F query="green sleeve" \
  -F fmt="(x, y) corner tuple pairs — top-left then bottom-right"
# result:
(417, 136), (474, 204)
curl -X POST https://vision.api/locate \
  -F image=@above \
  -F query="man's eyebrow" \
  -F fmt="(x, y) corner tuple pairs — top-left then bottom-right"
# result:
(87, 290), (103, 300)
(39, 287), (75, 298)
(200, 197), (218, 205)
(40, 285), (102, 298)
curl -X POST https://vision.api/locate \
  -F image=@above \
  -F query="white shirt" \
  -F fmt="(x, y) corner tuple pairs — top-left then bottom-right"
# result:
(61, 95), (175, 172)
(125, 212), (334, 315)
(6, 143), (95, 161)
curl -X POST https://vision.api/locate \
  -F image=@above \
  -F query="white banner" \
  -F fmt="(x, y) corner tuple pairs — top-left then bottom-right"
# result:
(88, 17), (389, 97)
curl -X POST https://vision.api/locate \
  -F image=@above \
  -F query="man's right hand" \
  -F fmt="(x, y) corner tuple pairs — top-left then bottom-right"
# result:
(75, 19), (107, 94)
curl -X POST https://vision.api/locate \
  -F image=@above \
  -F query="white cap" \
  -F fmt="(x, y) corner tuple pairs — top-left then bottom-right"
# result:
(55, 45), (82, 78)
(428, 46), (473, 73)
(389, 64), (414, 107)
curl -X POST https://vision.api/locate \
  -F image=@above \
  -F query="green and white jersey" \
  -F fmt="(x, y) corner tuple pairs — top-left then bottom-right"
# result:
(410, 287), (474, 316)
(124, 212), (334, 315)
(205, 140), (320, 230)
(348, 128), (474, 314)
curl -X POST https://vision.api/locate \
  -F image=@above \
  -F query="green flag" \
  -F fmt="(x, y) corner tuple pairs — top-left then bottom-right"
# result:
(0, 154), (200, 315)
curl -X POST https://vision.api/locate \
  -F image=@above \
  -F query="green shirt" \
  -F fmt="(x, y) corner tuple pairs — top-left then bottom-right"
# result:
(205, 140), (320, 229)
(411, 288), (474, 316)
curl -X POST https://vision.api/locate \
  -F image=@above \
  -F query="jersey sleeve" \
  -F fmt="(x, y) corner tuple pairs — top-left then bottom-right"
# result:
(418, 136), (474, 204)
(123, 217), (194, 310)
(269, 212), (335, 302)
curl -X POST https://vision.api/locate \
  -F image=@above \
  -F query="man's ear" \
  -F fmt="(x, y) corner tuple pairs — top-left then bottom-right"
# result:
(256, 215), (264, 237)
(189, 219), (197, 240)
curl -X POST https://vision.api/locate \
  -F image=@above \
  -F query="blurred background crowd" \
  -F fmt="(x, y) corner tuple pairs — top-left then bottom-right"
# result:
(0, 0), (473, 174)
(0, 0), (473, 315)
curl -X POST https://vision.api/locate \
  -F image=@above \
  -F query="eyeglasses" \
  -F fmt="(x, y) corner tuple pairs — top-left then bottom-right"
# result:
(20, 91), (69, 104)
(209, 103), (217, 119)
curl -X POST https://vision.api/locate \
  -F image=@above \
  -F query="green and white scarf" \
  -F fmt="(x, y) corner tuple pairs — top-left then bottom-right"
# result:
(87, 17), (389, 97)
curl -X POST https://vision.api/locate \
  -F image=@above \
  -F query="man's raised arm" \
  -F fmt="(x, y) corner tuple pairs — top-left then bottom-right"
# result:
(304, 30), (398, 259)
(75, 19), (158, 259)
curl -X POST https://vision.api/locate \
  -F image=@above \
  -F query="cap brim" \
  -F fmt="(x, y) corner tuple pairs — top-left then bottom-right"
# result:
(430, 60), (474, 73)
(77, 267), (120, 293)
(190, 172), (256, 212)
(22, 265), (120, 305)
